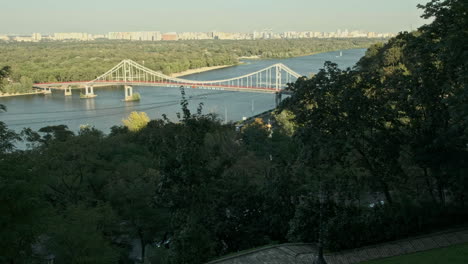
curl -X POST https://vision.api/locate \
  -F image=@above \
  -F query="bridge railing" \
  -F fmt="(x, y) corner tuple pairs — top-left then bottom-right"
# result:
(87, 59), (302, 91)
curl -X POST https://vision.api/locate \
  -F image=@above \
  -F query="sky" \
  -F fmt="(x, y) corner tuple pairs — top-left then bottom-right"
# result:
(1, 0), (432, 34)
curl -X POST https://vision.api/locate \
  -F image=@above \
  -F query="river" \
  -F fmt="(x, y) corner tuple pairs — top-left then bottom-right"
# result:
(0, 49), (366, 134)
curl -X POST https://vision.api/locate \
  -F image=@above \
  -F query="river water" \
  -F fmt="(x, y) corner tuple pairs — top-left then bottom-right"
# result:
(0, 49), (366, 134)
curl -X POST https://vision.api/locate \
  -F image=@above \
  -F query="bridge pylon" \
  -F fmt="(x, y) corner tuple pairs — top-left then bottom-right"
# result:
(275, 91), (283, 107)
(81, 85), (97, 99)
(275, 64), (282, 91)
(64, 86), (72, 96)
(124, 85), (139, 101)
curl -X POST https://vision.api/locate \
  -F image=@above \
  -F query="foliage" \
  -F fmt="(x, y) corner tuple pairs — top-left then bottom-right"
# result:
(361, 242), (468, 264)
(122, 111), (150, 132)
(0, 38), (381, 84)
(241, 118), (271, 154)
(47, 204), (120, 264)
(0, 1), (466, 263)
(281, 0), (468, 251)
(273, 109), (297, 136)
(0, 65), (11, 109)
(131, 92), (141, 101)
(1, 76), (34, 94)
(0, 151), (49, 264)
(0, 121), (21, 152)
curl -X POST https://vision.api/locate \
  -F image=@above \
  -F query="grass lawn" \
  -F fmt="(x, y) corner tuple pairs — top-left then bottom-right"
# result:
(360, 243), (468, 264)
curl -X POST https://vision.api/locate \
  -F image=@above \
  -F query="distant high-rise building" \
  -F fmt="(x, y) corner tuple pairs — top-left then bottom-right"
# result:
(32, 33), (42, 42)
(12, 36), (34, 42)
(0, 28), (396, 43)
(53, 32), (91, 41)
(162, 32), (178, 41)
(107, 31), (161, 41)
(108, 32), (131, 40)
(92, 34), (107, 39)
(253, 31), (259, 40)
(178, 32), (211, 40)
(342, 29), (349, 37)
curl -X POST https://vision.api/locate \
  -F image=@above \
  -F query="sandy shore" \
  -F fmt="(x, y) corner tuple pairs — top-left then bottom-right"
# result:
(239, 55), (261, 59)
(0, 90), (45, 98)
(170, 64), (236, 78)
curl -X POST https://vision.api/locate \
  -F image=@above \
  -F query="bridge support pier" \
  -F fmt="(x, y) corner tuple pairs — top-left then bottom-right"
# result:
(275, 92), (282, 107)
(81, 85), (97, 99)
(64, 86), (72, 96)
(44, 87), (52, 94)
(124, 85), (139, 101)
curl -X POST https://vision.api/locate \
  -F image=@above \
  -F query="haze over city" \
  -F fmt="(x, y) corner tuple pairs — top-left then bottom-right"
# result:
(2, 0), (430, 34)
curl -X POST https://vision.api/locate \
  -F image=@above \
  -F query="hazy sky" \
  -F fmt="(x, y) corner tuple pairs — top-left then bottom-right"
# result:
(1, 0), (431, 34)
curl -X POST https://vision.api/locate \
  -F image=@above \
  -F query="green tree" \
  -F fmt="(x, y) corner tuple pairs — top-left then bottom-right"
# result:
(122, 111), (150, 132)
(47, 204), (120, 264)
(0, 150), (49, 264)
(105, 154), (170, 262)
(169, 217), (216, 264)
(0, 122), (20, 153)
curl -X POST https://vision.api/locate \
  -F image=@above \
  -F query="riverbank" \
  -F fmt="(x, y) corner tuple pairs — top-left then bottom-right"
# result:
(2, 49), (367, 134)
(170, 64), (236, 78)
(0, 90), (45, 98)
(239, 55), (261, 59)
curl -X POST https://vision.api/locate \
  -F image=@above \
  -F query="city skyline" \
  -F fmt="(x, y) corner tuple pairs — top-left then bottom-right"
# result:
(2, 0), (430, 34)
(0, 29), (396, 42)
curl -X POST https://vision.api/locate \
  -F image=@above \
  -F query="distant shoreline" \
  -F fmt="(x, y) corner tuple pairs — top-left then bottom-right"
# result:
(2, 48), (359, 97)
(238, 55), (261, 59)
(0, 90), (45, 98)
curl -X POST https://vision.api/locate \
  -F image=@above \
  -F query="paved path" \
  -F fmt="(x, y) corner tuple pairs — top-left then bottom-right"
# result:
(207, 228), (468, 264)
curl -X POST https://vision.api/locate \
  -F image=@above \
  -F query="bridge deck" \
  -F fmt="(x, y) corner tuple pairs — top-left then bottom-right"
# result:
(33, 81), (287, 94)
(32, 60), (300, 95)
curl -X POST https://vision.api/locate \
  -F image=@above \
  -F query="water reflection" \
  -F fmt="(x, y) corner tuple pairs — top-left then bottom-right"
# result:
(84, 98), (96, 111)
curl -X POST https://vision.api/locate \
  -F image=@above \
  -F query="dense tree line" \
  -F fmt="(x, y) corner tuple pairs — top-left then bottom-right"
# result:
(1, 1), (467, 263)
(0, 38), (379, 87)
(281, 0), (468, 249)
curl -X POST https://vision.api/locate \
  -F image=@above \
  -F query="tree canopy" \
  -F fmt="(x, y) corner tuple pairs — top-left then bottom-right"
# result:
(0, 1), (467, 263)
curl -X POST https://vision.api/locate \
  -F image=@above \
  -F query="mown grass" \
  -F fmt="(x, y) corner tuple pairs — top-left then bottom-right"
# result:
(360, 243), (468, 264)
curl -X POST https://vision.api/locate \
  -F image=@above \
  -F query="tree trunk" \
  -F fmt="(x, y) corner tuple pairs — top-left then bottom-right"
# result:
(434, 168), (446, 205)
(380, 179), (393, 205)
(436, 177), (446, 205)
(138, 230), (146, 263)
(423, 167), (437, 203)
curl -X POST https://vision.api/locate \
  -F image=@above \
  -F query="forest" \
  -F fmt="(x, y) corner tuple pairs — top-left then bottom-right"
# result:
(0, 38), (380, 93)
(0, 0), (467, 263)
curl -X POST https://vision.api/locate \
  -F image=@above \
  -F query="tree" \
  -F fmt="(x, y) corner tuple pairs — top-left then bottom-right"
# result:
(0, 122), (21, 153)
(280, 0), (468, 253)
(0, 150), (49, 264)
(38, 125), (75, 143)
(105, 155), (170, 263)
(122, 111), (150, 132)
(0, 65), (11, 108)
(273, 109), (297, 137)
(241, 118), (271, 155)
(170, 219), (215, 264)
(0, 39), (381, 84)
(47, 204), (120, 264)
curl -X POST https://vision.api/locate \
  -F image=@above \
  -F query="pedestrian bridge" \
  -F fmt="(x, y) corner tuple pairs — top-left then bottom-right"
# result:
(33, 59), (302, 101)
